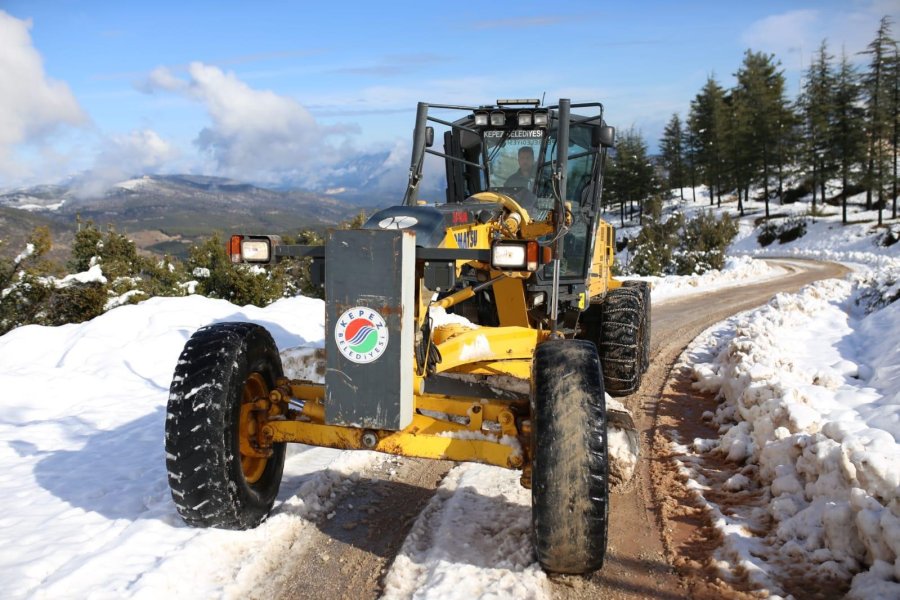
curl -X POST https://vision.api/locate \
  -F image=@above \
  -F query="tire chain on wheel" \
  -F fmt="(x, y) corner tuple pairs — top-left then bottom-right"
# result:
(596, 287), (645, 396)
(165, 322), (286, 530)
(621, 280), (651, 373)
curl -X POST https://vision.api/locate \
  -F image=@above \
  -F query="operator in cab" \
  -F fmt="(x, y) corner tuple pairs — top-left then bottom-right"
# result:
(504, 146), (535, 188)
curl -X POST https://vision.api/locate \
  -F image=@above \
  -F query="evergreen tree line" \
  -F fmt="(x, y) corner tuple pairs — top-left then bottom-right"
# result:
(605, 16), (899, 226)
(0, 214), (367, 336)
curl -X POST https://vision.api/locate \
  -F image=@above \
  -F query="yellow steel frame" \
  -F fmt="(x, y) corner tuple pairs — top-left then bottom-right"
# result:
(263, 390), (528, 469)
(248, 192), (625, 473)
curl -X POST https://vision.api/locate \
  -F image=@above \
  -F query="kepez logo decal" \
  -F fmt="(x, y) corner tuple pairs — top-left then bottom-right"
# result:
(335, 307), (389, 364)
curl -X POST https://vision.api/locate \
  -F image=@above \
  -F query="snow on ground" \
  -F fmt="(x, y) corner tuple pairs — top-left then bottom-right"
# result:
(382, 463), (548, 600)
(0, 291), (599, 598)
(115, 176), (152, 191)
(678, 278), (900, 598)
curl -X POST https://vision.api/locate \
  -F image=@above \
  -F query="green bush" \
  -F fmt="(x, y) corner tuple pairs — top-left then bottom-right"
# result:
(187, 233), (288, 307)
(628, 197), (682, 276)
(0, 219), (332, 335)
(675, 211), (738, 274)
(627, 201), (738, 276)
(0, 227), (58, 335)
(782, 179), (812, 204)
(758, 223), (778, 246)
(43, 282), (108, 326)
(69, 219), (141, 279)
(280, 229), (325, 299)
(778, 217), (808, 244)
(136, 256), (191, 298)
(68, 218), (103, 273)
(756, 217), (808, 247)
(877, 226), (899, 248)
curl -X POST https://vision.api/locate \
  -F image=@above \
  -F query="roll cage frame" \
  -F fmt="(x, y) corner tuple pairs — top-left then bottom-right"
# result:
(402, 99), (615, 332)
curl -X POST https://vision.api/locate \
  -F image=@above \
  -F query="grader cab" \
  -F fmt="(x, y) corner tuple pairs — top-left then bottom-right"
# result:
(165, 98), (650, 574)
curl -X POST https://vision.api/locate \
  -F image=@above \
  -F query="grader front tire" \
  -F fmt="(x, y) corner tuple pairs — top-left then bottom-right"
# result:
(165, 322), (286, 529)
(532, 339), (609, 574)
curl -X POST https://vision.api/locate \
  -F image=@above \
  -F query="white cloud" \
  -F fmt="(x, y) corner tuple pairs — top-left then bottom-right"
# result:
(742, 9), (820, 56)
(143, 62), (356, 183)
(144, 66), (188, 93)
(110, 129), (177, 168)
(73, 129), (179, 197)
(0, 11), (86, 179)
(741, 4), (891, 71)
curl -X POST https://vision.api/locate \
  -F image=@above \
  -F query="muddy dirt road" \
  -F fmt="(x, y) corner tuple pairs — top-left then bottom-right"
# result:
(272, 258), (848, 599)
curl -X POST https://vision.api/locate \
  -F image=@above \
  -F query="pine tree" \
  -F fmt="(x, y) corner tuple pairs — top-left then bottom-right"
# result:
(887, 37), (900, 219)
(800, 41), (836, 214)
(721, 91), (745, 214)
(688, 76), (727, 207)
(860, 16), (896, 224)
(832, 50), (867, 224)
(604, 129), (658, 226)
(683, 123), (698, 203)
(732, 50), (789, 219)
(660, 114), (686, 201)
(774, 98), (801, 206)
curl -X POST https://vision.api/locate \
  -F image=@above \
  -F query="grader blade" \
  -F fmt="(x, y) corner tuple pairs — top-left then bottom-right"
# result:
(607, 399), (640, 489)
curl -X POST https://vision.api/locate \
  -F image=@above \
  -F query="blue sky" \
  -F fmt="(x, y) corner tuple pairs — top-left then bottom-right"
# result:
(0, 0), (896, 192)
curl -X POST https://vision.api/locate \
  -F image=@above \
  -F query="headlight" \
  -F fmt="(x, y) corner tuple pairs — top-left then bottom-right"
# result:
(474, 112), (489, 126)
(517, 112), (533, 127)
(533, 112), (549, 126)
(241, 240), (271, 262)
(491, 240), (540, 271)
(229, 234), (279, 263)
(490, 111), (506, 126)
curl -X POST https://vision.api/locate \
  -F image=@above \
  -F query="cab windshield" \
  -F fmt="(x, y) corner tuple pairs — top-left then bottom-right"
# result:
(484, 124), (599, 277)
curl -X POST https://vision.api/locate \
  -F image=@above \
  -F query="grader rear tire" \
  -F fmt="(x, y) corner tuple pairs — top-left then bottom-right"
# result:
(532, 339), (609, 574)
(621, 280), (651, 373)
(598, 287), (645, 396)
(165, 322), (286, 529)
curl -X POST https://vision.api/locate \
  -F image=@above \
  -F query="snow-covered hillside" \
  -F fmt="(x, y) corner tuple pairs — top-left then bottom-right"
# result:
(0, 186), (896, 598)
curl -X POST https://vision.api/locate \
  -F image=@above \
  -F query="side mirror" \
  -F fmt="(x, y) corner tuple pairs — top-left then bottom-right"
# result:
(425, 126), (435, 148)
(596, 126), (615, 148)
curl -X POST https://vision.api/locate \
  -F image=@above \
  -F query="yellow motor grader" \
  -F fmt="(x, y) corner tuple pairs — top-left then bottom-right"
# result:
(165, 98), (650, 574)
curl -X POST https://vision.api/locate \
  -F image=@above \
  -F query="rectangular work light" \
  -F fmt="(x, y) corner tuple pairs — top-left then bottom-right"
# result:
(491, 240), (541, 272)
(229, 235), (280, 264)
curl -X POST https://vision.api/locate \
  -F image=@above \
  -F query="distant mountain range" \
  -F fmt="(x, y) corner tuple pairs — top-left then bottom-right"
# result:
(0, 149), (450, 261)
(0, 174), (371, 261)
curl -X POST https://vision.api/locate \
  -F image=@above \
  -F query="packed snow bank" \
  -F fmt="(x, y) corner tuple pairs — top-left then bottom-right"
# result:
(626, 255), (787, 304)
(681, 273), (900, 597)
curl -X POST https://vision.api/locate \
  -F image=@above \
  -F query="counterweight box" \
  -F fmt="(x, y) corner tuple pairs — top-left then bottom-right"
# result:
(324, 229), (415, 430)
